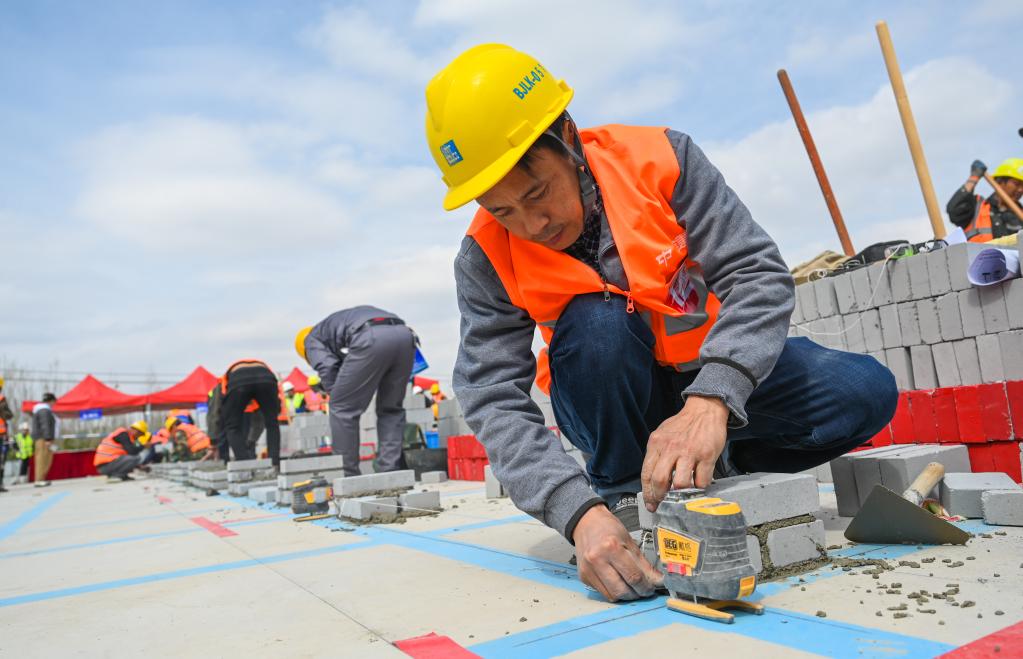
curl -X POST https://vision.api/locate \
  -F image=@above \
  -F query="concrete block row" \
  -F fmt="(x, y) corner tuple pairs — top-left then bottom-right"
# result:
(339, 496), (398, 520)
(280, 454), (346, 475)
(333, 470), (416, 498)
(247, 485), (278, 504)
(419, 471), (447, 484)
(278, 469), (345, 490)
(939, 472), (1021, 519)
(764, 520), (826, 568)
(398, 490), (442, 512)
(227, 458), (272, 471)
(485, 465), (507, 499)
(981, 489), (1023, 526)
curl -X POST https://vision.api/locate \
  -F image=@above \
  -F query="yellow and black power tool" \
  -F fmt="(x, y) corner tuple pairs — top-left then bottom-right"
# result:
(645, 489), (764, 624)
(291, 477), (333, 522)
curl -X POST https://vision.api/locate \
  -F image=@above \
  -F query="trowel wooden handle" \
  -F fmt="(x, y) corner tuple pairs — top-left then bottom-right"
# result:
(903, 462), (945, 505)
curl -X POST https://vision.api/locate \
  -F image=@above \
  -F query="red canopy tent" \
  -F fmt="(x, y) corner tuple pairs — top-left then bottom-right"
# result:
(413, 375), (439, 390)
(146, 366), (219, 408)
(284, 367), (311, 393)
(52, 375), (147, 416)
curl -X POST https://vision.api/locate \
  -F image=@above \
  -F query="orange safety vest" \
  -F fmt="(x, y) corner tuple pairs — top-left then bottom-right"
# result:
(175, 423), (211, 453)
(93, 427), (130, 466)
(0, 395), (7, 435)
(965, 197), (994, 243)
(469, 124), (721, 394)
(220, 359), (273, 414)
(151, 428), (171, 445)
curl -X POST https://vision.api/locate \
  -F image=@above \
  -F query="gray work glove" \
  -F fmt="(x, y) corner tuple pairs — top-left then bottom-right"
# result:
(970, 160), (987, 178)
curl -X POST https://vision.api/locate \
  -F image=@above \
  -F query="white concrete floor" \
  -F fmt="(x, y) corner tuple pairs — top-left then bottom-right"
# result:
(1, 477), (1020, 658)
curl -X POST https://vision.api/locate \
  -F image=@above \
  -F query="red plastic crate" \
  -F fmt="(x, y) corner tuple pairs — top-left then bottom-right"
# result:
(952, 386), (985, 443)
(1007, 380), (1023, 439)
(907, 390), (938, 444)
(890, 393), (914, 444)
(446, 455), (489, 481)
(979, 383), (1012, 441)
(447, 435), (487, 459)
(932, 387), (960, 444)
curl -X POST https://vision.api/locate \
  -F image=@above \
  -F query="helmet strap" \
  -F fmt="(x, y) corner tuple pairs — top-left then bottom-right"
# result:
(541, 113), (603, 220)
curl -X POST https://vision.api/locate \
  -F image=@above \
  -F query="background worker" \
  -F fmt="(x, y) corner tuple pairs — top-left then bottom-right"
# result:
(295, 306), (416, 477)
(0, 377), (12, 492)
(947, 158), (1023, 241)
(14, 422), (33, 485)
(165, 416), (214, 461)
(93, 421), (154, 481)
(31, 393), (58, 487)
(219, 360), (282, 466)
(282, 381), (306, 416)
(426, 45), (897, 602)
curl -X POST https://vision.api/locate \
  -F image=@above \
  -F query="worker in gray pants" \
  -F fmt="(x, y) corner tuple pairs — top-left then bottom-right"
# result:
(295, 306), (416, 477)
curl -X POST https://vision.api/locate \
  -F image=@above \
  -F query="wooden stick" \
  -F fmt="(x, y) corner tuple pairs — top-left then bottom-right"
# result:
(777, 69), (856, 256)
(875, 21), (946, 239)
(983, 172), (1023, 222)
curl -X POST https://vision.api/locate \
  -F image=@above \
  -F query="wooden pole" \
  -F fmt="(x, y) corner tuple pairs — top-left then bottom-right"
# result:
(875, 21), (946, 239)
(983, 172), (1023, 223)
(777, 69), (856, 256)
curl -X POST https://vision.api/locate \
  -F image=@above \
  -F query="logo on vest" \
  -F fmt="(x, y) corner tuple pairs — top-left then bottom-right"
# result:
(668, 267), (700, 314)
(512, 65), (547, 100)
(440, 140), (463, 166)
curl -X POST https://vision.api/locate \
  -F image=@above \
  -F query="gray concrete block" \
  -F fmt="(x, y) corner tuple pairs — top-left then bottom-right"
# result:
(979, 283), (1011, 334)
(796, 282), (819, 321)
(981, 489), (1023, 526)
(437, 416), (472, 439)
(884, 348), (915, 391)
(957, 288), (986, 338)
(399, 490), (442, 512)
(790, 290), (804, 325)
(932, 342), (962, 388)
(484, 464), (506, 499)
(869, 262), (894, 306)
(851, 267), (874, 311)
(765, 520), (826, 568)
(339, 496), (398, 520)
(833, 273), (858, 314)
(831, 445), (908, 517)
(936, 293), (965, 341)
(946, 242), (987, 291)
(897, 302), (922, 346)
(861, 309), (884, 352)
(876, 445), (971, 502)
(404, 407), (436, 427)
(746, 535), (763, 574)
(813, 278), (839, 318)
(1007, 278), (1023, 329)
(952, 339), (982, 386)
(333, 470), (416, 497)
(907, 254), (931, 300)
(1000, 330), (1023, 381)
(436, 398), (463, 419)
(228, 470), (253, 483)
(247, 486), (278, 504)
(879, 304), (903, 349)
(705, 473), (819, 526)
(925, 249), (952, 296)
(976, 334), (1006, 384)
(278, 469), (345, 489)
(420, 471), (447, 484)
(910, 345), (938, 391)
(815, 462), (834, 483)
(276, 489), (293, 506)
(940, 472), (1021, 519)
(917, 299), (942, 345)
(888, 258), (912, 302)
(820, 315), (846, 351)
(228, 458), (272, 471)
(844, 313), (866, 353)
(637, 492), (656, 530)
(280, 454), (347, 474)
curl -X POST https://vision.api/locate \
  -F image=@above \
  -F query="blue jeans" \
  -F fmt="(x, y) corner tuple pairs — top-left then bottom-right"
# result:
(549, 293), (898, 501)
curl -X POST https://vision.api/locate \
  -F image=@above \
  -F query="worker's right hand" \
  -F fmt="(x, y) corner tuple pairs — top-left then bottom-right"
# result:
(970, 160), (987, 178)
(572, 505), (662, 602)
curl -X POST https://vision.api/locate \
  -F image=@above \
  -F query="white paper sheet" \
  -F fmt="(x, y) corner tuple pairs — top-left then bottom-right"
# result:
(968, 247), (1021, 286)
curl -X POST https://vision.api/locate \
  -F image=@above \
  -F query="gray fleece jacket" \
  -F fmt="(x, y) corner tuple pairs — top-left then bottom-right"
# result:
(452, 129), (794, 542)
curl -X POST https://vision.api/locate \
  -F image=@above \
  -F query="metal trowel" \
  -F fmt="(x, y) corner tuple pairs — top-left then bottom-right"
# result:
(844, 462), (969, 545)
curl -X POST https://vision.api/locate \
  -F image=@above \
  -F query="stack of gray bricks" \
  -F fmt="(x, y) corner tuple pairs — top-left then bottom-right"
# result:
(286, 414), (330, 455)
(276, 454), (346, 507)
(791, 242), (1023, 390)
(437, 399), (471, 444)
(190, 468), (228, 491)
(638, 473), (823, 574)
(333, 470), (442, 520)
(830, 444), (972, 517)
(226, 458), (276, 497)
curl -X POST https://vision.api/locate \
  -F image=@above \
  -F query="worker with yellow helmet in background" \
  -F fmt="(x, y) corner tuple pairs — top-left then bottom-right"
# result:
(425, 44), (897, 602)
(948, 158), (1023, 242)
(93, 420), (155, 482)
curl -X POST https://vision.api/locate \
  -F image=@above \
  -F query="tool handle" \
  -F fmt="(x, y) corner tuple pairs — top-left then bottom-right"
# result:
(983, 172), (1023, 222)
(902, 462), (945, 505)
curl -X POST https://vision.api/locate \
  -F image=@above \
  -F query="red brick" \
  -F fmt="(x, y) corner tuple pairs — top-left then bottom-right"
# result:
(979, 383), (1012, 441)
(932, 387), (960, 444)
(907, 391), (938, 444)
(870, 424), (893, 447)
(953, 386), (985, 443)
(1008, 380), (1023, 440)
(967, 444), (994, 472)
(987, 440), (1023, 483)
(890, 393), (915, 444)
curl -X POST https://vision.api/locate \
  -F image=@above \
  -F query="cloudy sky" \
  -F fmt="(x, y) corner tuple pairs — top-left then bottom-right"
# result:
(2, 0), (1020, 394)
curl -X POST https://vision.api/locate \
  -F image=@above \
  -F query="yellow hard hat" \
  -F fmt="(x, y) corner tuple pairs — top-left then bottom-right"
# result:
(307, 374), (321, 387)
(295, 327), (313, 361)
(130, 420), (151, 444)
(992, 158), (1023, 183)
(164, 416), (180, 431)
(425, 44), (574, 211)
(430, 383), (441, 394)
(0, 376), (4, 388)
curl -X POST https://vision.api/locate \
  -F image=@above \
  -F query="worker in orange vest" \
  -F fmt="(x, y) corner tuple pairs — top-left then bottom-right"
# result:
(93, 421), (154, 481)
(947, 159), (1023, 242)
(165, 417), (214, 461)
(425, 45), (898, 602)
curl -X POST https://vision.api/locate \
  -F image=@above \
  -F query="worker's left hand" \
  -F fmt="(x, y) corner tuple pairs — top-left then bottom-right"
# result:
(641, 395), (729, 512)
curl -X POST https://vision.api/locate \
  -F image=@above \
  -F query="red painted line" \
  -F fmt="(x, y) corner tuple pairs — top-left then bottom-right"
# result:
(189, 517), (238, 538)
(939, 619), (1023, 658)
(157, 496), (172, 504)
(394, 632), (480, 658)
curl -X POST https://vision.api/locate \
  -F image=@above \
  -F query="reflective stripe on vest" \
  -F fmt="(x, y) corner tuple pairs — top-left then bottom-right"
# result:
(178, 423), (211, 453)
(93, 427), (130, 466)
(220, 359), (273, 395)
(965, 197), (994, 243)
(468, 124), (721, 394)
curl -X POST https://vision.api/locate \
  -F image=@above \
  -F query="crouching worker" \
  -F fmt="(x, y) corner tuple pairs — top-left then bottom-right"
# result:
(166, 416), (214, 462)
(93, 421), (155, 482)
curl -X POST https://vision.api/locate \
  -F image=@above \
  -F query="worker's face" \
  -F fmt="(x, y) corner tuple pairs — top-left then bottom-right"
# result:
(1001, 177), (1023, 201)
(477, 127), (584, 251)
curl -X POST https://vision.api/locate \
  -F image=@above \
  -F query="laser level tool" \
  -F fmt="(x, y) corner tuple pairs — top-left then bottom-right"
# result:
(644, 489), (764, 624)
(291, 477), (333, 522)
